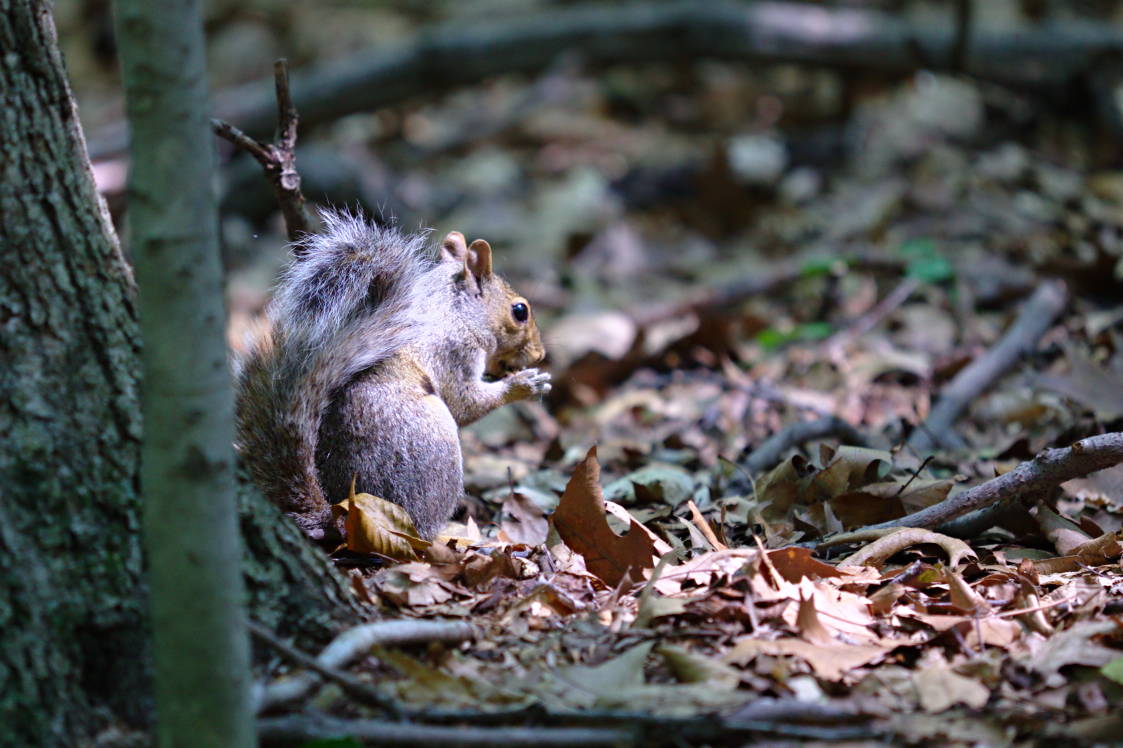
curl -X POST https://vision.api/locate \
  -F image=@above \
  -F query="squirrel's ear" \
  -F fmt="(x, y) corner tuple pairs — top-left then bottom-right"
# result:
(440, 231), (469, 263)
(467, 239), (493, 279)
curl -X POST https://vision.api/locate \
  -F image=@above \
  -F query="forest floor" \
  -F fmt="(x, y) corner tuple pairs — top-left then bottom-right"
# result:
(239, 67), (1123, 746)
(74, 3), (1123, 743)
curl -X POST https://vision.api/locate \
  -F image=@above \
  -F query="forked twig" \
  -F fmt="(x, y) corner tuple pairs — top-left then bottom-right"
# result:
(211, 58), (313, 241)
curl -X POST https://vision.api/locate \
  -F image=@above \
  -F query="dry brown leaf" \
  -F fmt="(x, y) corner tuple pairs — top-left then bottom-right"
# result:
(869, 582), (904, 616)
(1022, 620), (1123, 683)
(944, 567), (991, 616)
(378, 648), (504, 707)
(828, 489), (905, 529)
(500, 491), (549, 546)
(550, 446), (658, 587)
(724, 637), (887, 681)
(901, 611), (1022, 648)
(375, 563), (461, 607)
(603, 499), (674, 556)
(557, 641), (653, 699)
(913, 666), (990, 712)
(334, 485), (424, 561)
(657, 644), (741, 688)
(796, 591), (835, 646)
(650, 548), (760, 596)
(1062, 463), (1123, 508)
(687, 499), (727, 551)
(1035, 502), (1091, 556)
(1038, 347), (1123, 420)
(767, 546), (849, 583)
(1070, 532), (1123, 564)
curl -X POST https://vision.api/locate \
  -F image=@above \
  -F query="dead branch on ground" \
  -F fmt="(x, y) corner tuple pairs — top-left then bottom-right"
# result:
(907, 280), (1068, 452)
(249, 621), (399, 716)
(89, 2), (1123, 159)
(867, 432), (1123, 531)
(256, 618), (476, 713)
(257, 710), (882, 746)
(257, 713), (634, 746)
(734, 416), (871, 490)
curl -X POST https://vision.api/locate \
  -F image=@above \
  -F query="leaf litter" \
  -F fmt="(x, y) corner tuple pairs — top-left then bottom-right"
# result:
(244, 65), (1123, 746)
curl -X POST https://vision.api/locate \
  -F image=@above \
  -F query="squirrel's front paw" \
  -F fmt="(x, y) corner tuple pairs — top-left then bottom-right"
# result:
(506, 368), (552, 401)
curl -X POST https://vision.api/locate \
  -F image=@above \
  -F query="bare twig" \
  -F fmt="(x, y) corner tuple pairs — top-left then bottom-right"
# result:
(867, 432), (1123, 531)
(211, 58), (313, 242)
(256, 618), (476, 713)
(248, 621), (399, 716)
(738, 416), (871, 483)
(826, 276), (921, 351)
(950, 0), (973, 72)
(210, 119), (272, 163)
(908, 281), (1067, 453)
(935, 494), (1030, 538)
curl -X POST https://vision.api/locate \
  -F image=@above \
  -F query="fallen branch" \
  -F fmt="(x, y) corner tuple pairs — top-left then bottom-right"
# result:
(908, 281), (1067, 452)
(255, 618), (476, 713)
(257, 710), (881, 746)
(867, 432), (1123, 531)
(88, 1), (1123, 159)
(737, 415), (871, 485)
(258, 713), (634, 747)
(211, 59), (313, 241)
(248, 621), (399, 716)
(826, 277), (921, 351)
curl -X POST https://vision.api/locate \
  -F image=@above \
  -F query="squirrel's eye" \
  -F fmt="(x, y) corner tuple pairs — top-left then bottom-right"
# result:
(511, 302), (529, 323)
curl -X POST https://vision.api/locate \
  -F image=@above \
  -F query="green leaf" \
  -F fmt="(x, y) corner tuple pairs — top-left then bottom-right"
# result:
(1102, 656), (1123, 685)
(756, 322), (833, 351)
(799, 258), (835, 277)
(899, 238), (954, 283)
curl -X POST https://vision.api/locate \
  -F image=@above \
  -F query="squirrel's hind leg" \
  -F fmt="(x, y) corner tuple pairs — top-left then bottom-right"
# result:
(317, 368), (463, 540)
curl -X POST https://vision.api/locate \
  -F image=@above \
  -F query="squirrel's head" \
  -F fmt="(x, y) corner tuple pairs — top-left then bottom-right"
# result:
(440, 231), (545, 376)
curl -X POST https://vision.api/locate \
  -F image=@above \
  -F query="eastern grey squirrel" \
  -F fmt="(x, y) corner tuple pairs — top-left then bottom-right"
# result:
(235, 210), (550, 539)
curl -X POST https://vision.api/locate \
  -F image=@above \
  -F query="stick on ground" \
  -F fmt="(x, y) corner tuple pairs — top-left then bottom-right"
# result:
(249, 621), (399, 716)
(257, 713), (634, 747)
(737, 415), (871, 484)
(867, 432), (1123, 531)
(908, 280), (1067, 452)
(256, 619), (476, 713)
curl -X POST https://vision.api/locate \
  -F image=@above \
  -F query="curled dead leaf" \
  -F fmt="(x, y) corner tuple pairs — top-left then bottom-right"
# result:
(333, 482), (425, 561)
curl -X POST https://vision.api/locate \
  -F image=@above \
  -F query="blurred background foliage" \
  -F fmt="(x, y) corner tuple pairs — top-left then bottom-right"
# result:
(61, 1), (1123, 412)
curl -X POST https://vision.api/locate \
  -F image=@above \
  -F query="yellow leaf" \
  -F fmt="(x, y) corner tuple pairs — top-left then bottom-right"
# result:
(336, 481), (424, 560)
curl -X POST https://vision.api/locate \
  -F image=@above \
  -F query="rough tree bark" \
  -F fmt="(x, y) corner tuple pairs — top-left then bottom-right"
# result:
(114, 0), (253, 743)
(0, 3), (363, 746)
(0, 2), (146, 744)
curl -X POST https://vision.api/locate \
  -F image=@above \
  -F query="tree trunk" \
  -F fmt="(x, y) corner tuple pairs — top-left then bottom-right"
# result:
(0, 4), (364, 745)
(0, 2), (146, 744)
(114, 0), (254, 743)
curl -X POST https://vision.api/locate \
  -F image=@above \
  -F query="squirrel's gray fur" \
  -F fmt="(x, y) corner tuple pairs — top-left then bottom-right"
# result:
(236, 209), (549, 539)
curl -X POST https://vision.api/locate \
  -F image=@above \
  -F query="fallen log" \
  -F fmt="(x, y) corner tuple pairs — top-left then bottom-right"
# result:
(88, 1), (1123, 160)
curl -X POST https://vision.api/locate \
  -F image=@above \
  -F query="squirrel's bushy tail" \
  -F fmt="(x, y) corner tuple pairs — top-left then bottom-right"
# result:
(235, 210), (430, 520)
